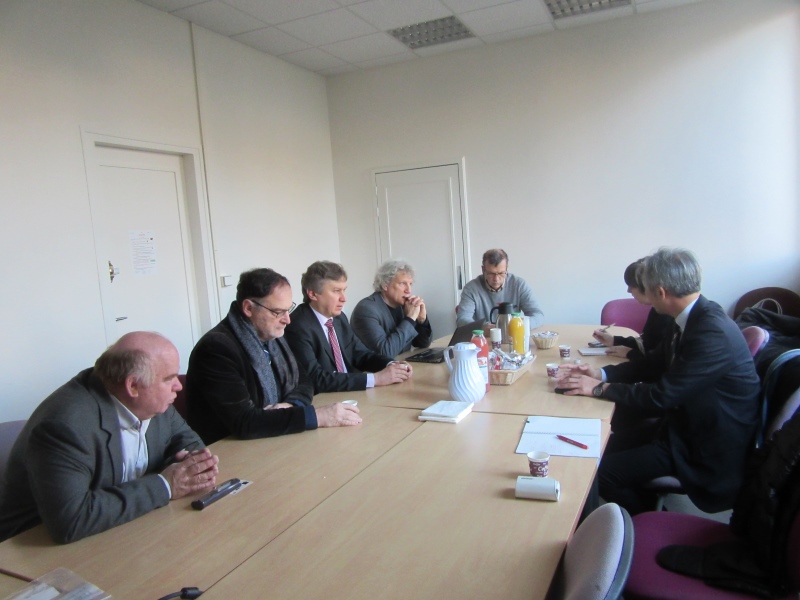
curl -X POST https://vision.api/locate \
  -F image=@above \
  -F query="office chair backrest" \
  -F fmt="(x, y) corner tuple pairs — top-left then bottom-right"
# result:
(600, 299), (651, 334)
(742, 326), (770, 358)
(173, 374), (188, 420)
(733, 287), (800, 319)
(0, 420), (26, 492)
(560, 502), (634, 600)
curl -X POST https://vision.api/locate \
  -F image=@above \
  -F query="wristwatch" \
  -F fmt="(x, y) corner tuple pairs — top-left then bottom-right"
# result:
(592, 383), (605, 398)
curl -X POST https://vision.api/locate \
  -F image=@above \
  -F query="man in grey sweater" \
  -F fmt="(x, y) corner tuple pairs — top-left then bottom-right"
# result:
(456, 248), (544, 328)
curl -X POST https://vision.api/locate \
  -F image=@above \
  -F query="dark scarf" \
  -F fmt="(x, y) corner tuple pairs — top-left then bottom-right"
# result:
(226, 301), (299, 407)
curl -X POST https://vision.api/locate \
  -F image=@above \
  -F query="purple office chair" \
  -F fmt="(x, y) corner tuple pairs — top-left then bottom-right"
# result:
(600, 299), (651, 334)
(625, 508), (800, 599)
(741, 326), (770, 358)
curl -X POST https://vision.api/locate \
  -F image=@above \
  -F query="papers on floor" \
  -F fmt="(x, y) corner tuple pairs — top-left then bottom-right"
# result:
(419, 400), (473, 423)
(516, 416), (601, 457)
(578, 347), (609, 356)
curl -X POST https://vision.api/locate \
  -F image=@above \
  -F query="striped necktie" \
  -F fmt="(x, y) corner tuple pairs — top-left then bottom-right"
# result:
(325, 318), (346, 373)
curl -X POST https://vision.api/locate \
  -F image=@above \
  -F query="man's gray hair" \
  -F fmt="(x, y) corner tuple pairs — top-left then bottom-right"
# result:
(373, 259), (415, 292)
(642, 247), (702, 298)
(95, 344), (155, 388)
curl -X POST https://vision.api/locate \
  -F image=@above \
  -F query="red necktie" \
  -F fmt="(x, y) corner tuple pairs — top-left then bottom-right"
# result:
(325, 318), (345, 373)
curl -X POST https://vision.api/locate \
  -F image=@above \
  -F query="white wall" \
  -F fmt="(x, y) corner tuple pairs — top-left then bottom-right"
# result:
(0, 0), (338, 420)
(327, 0), (800, 325)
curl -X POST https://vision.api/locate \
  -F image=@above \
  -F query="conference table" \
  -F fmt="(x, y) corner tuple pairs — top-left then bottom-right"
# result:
(0, 325), (628, 599)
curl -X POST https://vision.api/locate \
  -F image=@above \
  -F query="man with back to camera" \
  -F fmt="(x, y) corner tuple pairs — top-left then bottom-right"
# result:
(0, 331), (220, 544)
(456, 248), (544, 328)
(186, 268), (361, 445)
(555, 247), (760, 516)
(351, 259), (432, 357)
(284, 260), (413, 393)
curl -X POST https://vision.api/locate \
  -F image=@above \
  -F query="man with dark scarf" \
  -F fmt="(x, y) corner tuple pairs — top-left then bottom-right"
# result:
(186, 268), (361, 444)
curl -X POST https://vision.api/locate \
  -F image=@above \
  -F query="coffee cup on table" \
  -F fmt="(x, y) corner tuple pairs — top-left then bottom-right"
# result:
(558, 345), (571, 359)
(546, 363), (560, 378)
(527, 451), (550, 477)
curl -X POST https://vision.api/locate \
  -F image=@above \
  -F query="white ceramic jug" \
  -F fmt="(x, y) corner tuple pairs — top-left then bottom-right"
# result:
(443, 342), (487, 404)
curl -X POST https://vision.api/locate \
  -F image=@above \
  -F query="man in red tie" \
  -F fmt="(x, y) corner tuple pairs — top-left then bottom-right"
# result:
(285, 261), (413, 393)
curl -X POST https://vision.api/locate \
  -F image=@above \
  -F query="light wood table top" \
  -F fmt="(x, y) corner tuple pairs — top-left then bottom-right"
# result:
(323, 324), (630, 420)
(202, 412), (610, 600)
(0, 404), (422, 599)
(0, 324), (624, 599)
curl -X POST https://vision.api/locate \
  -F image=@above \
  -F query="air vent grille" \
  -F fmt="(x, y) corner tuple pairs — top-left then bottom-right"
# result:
(389, 16), (474, 50)
(544, 0), (632, 19)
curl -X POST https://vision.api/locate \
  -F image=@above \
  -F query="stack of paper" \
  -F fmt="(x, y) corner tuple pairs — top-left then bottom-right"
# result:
(515, 416), (602, 457)
(578, 347), (609, 356)
(419, 400), (473, 423)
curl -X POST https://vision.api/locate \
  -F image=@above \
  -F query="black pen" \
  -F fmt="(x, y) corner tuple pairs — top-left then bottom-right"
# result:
(191, 478), (242, 510)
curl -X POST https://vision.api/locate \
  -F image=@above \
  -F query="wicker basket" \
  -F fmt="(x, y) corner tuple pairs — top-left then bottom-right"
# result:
(532, 332), (559, 349)
(489, 356), (535, 385)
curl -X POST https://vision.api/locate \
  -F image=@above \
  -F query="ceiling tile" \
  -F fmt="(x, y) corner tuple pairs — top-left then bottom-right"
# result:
(480, 20), (553, 43)
(634, 0), (701, 14)
(459, 0), (551, 36)
(137, 0), (205, 11)
(172, 0), (266, 36)
(356, 52), (418, 69)
(554, 4), (634, 29)
(233, 26), (311, 55)
(280, 47), (349, 71)
(413, 36), (484, 56)
(348, 0), (453, 31)
(277, 9), (377, 46)
(321, 33), (409, 63)
(441, 0), (517, 13)
(222, 0), (340, 25)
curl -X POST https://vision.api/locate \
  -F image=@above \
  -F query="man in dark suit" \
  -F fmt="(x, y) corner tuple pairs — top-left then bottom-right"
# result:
(285, 261), (413, 393)
(556, 248), (760, 515)
(0, 332), (220, 544)
(186, 268), (361, 444)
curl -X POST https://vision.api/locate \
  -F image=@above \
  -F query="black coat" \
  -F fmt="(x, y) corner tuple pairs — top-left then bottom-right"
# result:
(604, 295), (761, 512)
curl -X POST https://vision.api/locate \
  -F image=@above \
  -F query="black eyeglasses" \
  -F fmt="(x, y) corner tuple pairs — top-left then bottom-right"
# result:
(249, 299), (297, 318)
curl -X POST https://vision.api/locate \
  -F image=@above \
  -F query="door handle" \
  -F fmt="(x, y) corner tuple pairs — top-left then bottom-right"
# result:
(108, 260), (120, 283)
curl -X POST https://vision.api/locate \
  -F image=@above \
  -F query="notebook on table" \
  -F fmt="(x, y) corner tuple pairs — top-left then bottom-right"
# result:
(405, 320), (485, 364)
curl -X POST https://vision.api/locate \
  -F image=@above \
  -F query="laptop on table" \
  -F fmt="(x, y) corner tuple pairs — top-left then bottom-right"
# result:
(405, 320), (485, 364)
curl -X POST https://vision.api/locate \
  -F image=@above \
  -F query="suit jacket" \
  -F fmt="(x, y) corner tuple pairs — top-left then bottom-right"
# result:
(351, 291), (432, 357)
(613, 307), (674, 360)
(0, 369), (201, 544)
(186, 315), (314, 444)
(284, 303), (393, 393)
(603, 295), (761, 512)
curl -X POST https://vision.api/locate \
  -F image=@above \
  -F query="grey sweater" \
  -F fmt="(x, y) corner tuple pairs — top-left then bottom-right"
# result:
(456, 273), (544, 328)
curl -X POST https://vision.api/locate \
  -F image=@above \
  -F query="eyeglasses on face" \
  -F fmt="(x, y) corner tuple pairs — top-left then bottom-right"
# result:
(482, 268), (507, 278)
(249, 298), (297, 318)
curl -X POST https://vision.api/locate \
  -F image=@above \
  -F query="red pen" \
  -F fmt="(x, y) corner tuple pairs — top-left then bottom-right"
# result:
(556, 434), (589, 450)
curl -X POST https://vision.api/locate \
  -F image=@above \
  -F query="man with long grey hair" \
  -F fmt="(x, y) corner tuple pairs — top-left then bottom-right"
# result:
(351, 259), (433, 357)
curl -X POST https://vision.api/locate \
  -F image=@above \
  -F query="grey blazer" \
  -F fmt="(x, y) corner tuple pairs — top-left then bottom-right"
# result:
(0, 368), (202, 544)
(351, 292), (432, 357)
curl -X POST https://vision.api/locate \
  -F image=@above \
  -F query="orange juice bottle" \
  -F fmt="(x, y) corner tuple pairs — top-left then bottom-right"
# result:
(508, 313), (525, 355)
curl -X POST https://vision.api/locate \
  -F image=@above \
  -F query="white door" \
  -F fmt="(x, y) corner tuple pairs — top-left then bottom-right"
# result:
(375, 163), (469, 340)
(89, 146), (198, 372)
